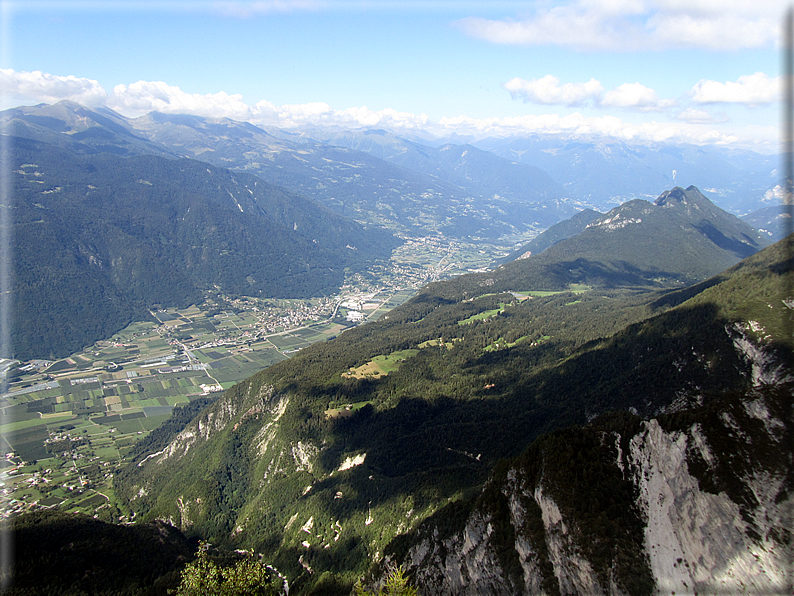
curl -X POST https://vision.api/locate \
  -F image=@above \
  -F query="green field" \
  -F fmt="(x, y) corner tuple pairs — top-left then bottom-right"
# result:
(342, 349), (420, 379)
(458, 305), (507, 325)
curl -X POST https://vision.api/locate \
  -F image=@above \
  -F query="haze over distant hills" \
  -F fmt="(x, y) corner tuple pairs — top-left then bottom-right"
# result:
(3, 101), (785, 240)
(473, 135), (778, 214)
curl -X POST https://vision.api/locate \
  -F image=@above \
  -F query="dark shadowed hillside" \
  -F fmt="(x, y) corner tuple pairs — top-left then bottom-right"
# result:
(11, 137), (396, 359)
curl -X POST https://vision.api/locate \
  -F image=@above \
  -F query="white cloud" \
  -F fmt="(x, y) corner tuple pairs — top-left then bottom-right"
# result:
(601, 82), (676, 110)
(0, 69), (775, 153)
(0, 69), (432, 131)
(648, 13), (777, 50)
(108, 80), (255, 120)
(0, 69), (107, 107)
(455, 8), (627, 51)
(674, 107), (727, 123)
(691, 72), (781, 106)
(453, 0), (785, 51)
(504, 76), (674, 111)
(504, 75), (604, 106)
(437, 111), (755, 147)
(105, 78), (431, 130)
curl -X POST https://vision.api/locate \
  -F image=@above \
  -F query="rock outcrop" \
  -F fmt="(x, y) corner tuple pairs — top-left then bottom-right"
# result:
(394, 384), (792, 595)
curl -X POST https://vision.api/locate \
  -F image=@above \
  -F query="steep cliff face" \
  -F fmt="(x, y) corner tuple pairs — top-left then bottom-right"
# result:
(393, 383), (792, 596)
(121, 376), (295, 532)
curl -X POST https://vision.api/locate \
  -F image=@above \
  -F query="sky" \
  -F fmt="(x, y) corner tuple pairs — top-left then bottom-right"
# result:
(0, 0), (789, 152)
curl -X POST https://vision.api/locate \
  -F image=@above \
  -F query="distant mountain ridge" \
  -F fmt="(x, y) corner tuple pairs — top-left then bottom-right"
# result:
(309, 128), (570, 207)
(472, 134), (777, 214)
(2, 102), (580, 239)
(501, 185), (771, 287)
(10, 137), (396, 359)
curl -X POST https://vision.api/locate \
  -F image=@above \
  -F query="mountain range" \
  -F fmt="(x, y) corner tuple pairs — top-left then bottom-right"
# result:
(5, 101), (785, 240)
(2, 102), (580, 239)
(10, 135), (396, 360)
(3, 100), (792, 595)
(114, 188), (792, 594)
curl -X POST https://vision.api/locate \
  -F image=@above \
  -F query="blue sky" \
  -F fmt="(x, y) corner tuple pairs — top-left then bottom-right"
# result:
(0, 0), (787, 151)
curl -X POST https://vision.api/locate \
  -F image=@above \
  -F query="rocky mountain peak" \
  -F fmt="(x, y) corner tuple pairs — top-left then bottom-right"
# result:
(654, 185), (705, 208)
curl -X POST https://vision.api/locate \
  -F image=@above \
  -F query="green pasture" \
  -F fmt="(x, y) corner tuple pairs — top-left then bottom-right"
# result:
(325, 400), (373, 419)
(484, 336), (530, 352)
(342, 349), (419, 379)
(458, 305), (507, 325)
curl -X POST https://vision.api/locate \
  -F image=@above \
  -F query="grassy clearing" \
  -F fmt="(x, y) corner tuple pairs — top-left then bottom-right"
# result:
(342, 349), (420, 379)
(418, 338), (462, 349)
(325, 400), (373, 419)
(484, 336), (531, 352)
(457, 305), (507, 325)
(513, 284), (592, 299)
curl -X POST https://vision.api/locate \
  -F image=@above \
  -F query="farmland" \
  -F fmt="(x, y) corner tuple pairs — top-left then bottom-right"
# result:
(0, 233), (524, 518)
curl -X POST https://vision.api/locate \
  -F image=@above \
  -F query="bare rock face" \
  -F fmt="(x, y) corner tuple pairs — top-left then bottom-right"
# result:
(630, 418), (790, 594)
(396, 385), (792, 596)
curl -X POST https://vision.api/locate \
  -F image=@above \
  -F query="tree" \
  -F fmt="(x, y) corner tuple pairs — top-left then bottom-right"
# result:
(171, 544), (282, 596)
(354, 562), (418, 596)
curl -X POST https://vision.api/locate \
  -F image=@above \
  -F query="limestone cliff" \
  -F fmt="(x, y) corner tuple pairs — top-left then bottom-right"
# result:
(391, 384), (792, 595)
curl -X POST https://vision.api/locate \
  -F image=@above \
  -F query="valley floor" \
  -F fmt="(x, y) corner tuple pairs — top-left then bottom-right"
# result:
(0, 234), (521, 519)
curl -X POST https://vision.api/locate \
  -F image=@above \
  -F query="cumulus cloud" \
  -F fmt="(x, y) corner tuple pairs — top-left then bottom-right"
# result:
(691, 72), (780, 106)
(504, 76), (674, 111)
(0, 69), (774, 152)
(453, 0), (783, 51)
(504, 75), (604, 106)
(601, 82), (676, 110)
(0, 69), (107, 107)
(108, 80), (255, 120)
(108, 78), (431, 129)
(1, 69), (431, 131)
(674, 107), (727, 123)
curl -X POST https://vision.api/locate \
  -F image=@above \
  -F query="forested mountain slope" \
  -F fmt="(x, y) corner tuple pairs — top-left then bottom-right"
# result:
(117, 213), (792, 593)
(3, 102), (579, 238)
(2, 510), (195, 595)
(507, 185), (770, 285)
(383, 236), (793, 592)
(11, 137), (395, 359)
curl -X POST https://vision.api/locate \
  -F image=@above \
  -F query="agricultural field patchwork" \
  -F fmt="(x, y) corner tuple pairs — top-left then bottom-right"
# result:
(0, 233), (525, 519)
